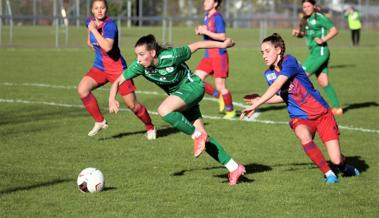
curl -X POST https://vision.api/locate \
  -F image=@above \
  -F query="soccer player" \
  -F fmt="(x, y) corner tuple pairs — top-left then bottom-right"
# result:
(194, 0), (236, 119)
(109, 34), (245, 186)
(292, 0), (343, 115)
(241, 33), (359, 183)
(77, 0), (156, 139)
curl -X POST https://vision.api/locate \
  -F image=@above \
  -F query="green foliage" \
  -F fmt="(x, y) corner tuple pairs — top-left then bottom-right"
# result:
(0, 26), (379, 218)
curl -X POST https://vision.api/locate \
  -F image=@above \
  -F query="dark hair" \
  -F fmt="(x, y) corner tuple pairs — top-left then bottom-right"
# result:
(215, 0), (223, 9)
(91, 0), (108, 10)
(134, 34), (165, 55)
(299, 0), (321, 32)
(262, 33), (286, 69)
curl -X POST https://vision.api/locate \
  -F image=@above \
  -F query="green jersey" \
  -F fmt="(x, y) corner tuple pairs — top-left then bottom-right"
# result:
(303, 12), (334, 51)
(122, 46), (193, 94)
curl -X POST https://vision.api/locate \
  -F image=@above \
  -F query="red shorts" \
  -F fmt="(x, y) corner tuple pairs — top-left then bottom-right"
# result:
(196, 54), (229, 78)
(86, 67), (136, 96)
(289, 110), (340, 143)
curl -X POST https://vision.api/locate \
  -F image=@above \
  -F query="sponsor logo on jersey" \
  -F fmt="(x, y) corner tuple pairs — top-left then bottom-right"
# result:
(266, 73), (277, 81)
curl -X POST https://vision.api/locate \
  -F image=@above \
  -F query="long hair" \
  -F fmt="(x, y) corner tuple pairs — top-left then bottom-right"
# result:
(262, 33), (286, 70)
(215, 0), (223, 9)
(299, 0), (321, 32)
(134, 34), (166, 55)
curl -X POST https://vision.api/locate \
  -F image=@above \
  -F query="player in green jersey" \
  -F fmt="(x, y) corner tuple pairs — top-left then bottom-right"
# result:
(292, 0), (343, 116)
(108, 34), (246, 186)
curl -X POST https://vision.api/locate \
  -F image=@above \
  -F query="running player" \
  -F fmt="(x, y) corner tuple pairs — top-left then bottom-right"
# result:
(109, 34), (245, 186)
(194, 0), (236, 119)
(77, 0), (156, 139)
(292, 0), (343, 115)
(241, 33), (359, 183)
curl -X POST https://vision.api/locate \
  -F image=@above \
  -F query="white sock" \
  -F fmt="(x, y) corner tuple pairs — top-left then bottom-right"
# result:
(191, 129), (201, 139)
(325, 170), (335, 177)
(225, 159), (238, 172)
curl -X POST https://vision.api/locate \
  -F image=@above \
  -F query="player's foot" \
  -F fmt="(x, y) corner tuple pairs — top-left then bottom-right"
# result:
(223, 110), (236, 119)
(332, 107), (343, 116)
(146, 127), (157, 140)
(228, 164), (246, 186)
(325, 174), (338, 184)
(218, 95), (225, 113)
(342, 164), (360, 177)
(193, 132), (208, 158)
(88, 120), (108, 136)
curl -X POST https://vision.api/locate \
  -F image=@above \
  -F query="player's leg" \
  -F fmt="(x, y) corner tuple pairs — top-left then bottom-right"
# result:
(195, 58), (219, 97)
(318, 111), (360, 177)
(291, 118), (337, 183)
(191, 116), (245, 186)
(213, 54), (234, 117)
(77, 68), (108, 136)
(316, 71), (343, 115)
(117, 79), (156, 140)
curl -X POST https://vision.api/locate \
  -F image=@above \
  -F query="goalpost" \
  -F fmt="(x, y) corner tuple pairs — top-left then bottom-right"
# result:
(0, 0), (13, 47)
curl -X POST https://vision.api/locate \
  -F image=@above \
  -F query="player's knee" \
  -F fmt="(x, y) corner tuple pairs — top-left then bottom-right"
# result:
(157, 104), (170, 117)
(330, 157), (343, 166)
(77, 86), (89, 98)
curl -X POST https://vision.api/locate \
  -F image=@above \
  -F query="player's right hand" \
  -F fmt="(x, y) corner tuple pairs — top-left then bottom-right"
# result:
(109, 99), (120, 114)
(240, 108), (256, 120)
(292, 29), (300, 37)
(224, 38), (235, 48)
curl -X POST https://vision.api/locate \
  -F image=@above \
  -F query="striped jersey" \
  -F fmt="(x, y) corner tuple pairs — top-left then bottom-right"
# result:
(86, 16), (127, 74)
(202, 11), (227, 57)
(264, 55), (329, 119)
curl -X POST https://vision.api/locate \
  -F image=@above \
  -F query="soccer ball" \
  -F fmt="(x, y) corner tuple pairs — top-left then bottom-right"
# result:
(77, 168), (105, 193)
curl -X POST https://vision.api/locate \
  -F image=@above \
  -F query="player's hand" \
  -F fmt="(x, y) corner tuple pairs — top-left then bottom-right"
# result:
(196, 25), (207, 35)
(109, 99), (120, 114)
(224, 38), (235, 48)
(240, 107), (256, 120)
(315, 37), (324, 45)
(292, 29), (300, 37)
(243, 93), (261, 105)
(88, 21), (97, 33)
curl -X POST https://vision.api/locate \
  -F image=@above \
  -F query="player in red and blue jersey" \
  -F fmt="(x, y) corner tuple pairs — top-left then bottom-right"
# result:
(194, 0), (236, 119)
(77, 0), (155, 138)
(241, 33), (359, 183)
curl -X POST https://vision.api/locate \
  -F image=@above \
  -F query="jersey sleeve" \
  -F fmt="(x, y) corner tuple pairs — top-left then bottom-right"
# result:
(122, 60), (144, 80)
(214, 15), (226, 33)
(103, 21), (117, 40)
(318, 14), (334, 30)
(279, 57), (297, 79)
(171, 46), (192, 65)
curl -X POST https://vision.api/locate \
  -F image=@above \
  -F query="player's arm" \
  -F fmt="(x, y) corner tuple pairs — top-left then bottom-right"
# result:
(195, 25), (226, 41)
(108, 74), (126, 114)
(87, 31), (94, 49)
(188, 38), (234, 54)
(315, 26), (338, 45)
(240, 75), (287, 119)
(88, 21), (113, 52)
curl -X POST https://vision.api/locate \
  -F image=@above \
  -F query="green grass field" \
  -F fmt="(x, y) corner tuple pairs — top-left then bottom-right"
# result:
(0, 26), (379, 218)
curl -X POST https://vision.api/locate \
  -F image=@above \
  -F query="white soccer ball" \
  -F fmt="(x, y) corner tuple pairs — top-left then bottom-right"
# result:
(77, 168), (105, 193)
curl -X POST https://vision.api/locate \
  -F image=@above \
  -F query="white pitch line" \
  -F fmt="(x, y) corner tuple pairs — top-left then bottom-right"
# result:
(1, 98), (378, 134)
(1, 82), (262, 120)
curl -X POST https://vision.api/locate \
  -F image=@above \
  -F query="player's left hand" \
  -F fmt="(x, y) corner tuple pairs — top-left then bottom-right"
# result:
(243, 93), (261, 105)
(224, 38), (235, 48)
(109, 99), (120, 114)
(240, 107), (256, 120)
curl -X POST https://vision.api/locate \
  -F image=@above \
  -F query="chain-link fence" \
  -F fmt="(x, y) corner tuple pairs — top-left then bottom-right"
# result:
(1, 0), (378, 47)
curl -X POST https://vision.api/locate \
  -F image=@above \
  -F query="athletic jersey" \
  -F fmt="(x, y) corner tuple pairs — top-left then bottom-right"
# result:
(264, 54), (329, 119)
(303, 12), (334, 52)
(122, 46), (196, 94)
(202, 11), (227, 57)
(86, 16), (127, 74)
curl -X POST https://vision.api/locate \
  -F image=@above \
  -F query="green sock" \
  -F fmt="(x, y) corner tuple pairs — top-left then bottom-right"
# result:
(161, 112), (195, 135)
(205, 136), (232, 165)
(323, 84), (340, 108)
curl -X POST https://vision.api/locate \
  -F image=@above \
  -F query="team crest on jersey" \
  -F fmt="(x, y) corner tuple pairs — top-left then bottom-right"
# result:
(311, 19), (316, 25)
(266, 73), (277, 81)
(166, 67), (174, 73)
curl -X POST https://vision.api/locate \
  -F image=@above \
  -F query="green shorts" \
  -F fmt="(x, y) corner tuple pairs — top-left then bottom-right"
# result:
(171, 74), (204, 122)
(302, 47), (330, 76)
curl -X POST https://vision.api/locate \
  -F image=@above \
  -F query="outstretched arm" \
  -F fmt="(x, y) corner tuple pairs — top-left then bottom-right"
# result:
(109, 75), (126, 113)
(188, 38), (235, 54)
(240, 75), (288, 119)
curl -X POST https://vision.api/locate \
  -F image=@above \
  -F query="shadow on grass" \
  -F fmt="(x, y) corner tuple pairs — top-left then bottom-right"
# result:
(103, 186), (117, 192)
(342, 101), (379, 113)
(329, 64), (356, 69)
(330, 155), (369, 177)
(0, 178), (72, 196)
(98, 126), (181, 141)
(172, 163), (272, 185)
